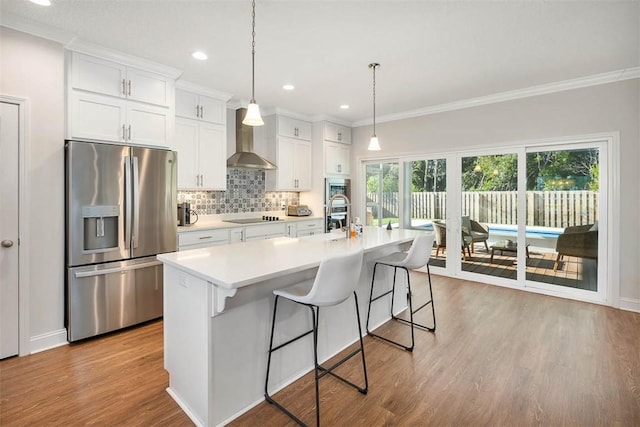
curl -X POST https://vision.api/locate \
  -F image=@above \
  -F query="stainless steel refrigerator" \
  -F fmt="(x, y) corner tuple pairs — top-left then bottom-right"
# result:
(65, 140), (177, 341)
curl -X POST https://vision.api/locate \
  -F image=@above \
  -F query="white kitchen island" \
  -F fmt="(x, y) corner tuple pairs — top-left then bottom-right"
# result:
(157, 226), (427, 427)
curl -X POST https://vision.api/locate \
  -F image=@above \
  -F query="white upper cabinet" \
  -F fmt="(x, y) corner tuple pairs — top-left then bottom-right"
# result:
(175, 89), (225, 124)
(323, 122), (351, 144)
(277, 115), (312, 141)
(174, 118), (226, 190)
(325, 141), (350, 176)
(67, 49), (178, 147)
(320, 121), (351, 177)
(264, 114), (313, 191)
(70, 52), (173, 107)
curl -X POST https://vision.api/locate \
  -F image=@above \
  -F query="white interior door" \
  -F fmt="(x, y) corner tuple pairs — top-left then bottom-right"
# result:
(0, 101), (20, 358)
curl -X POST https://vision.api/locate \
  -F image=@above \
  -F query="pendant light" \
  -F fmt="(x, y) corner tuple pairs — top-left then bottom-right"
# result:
(243, 0), (264, 126)
(368, 63), (381, 151)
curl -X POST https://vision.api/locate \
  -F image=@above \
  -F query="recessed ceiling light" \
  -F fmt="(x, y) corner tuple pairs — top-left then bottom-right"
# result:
(192, 51), (208, 61)
(340, 105), (350, 109)
(29, 0), (51, 5)
(282, 84), (295, 91)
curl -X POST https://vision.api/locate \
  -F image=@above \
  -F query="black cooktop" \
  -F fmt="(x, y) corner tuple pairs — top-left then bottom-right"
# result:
(222, 216), (281, 224)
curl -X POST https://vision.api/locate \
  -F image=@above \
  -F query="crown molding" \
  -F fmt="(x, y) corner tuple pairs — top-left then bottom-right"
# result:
(309, 114), (352, 127)
(1, 13), (76, 44)
(176, 80), (233, 102)
(66, 39), (182, 79)
(352, 67), (640, 127)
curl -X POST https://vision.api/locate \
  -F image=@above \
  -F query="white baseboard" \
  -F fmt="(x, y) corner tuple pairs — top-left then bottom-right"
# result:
(166, 387), (205, 427)
(619, 297), (640, 313)
(30, 328), (68, 354)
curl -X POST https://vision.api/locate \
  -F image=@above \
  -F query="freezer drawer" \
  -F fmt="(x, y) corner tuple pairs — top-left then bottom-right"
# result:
(67, 257), (163, 341)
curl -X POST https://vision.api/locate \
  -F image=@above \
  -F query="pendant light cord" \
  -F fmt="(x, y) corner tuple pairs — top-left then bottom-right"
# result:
(250, 0), (256, 103)
(369, 63), (380, 137)
(372, 65), (376, 136)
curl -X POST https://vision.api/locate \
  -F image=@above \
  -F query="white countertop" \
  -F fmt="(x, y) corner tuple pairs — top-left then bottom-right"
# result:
(158, 227), (427, 289)
(177, 214), (323, 232)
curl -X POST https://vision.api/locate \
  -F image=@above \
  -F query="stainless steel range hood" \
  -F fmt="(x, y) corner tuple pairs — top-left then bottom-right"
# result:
(226, 109), (277, 170)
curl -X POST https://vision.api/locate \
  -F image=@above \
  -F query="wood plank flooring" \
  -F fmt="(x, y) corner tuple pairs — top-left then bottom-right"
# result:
(2, 274), (639, 426)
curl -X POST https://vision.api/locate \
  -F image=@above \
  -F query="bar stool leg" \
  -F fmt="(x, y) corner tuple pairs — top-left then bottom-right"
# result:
(265, 294), (368, 426)
(366, 263), (437, 351)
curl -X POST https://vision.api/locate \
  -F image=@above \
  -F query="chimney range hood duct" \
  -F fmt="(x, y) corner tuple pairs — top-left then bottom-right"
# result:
(226, 109), (277, 170)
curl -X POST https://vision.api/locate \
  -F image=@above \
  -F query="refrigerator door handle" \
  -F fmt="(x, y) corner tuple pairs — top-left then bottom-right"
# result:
(124, 156), (132, 247)
(132, 156), (140, 249)
(73, 260), (162, 278)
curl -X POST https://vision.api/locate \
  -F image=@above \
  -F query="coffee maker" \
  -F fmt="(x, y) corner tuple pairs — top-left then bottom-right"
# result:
(177, 202), (191, 226)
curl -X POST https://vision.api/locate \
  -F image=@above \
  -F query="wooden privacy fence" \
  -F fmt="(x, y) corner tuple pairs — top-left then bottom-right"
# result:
(368, 191), (598, 227)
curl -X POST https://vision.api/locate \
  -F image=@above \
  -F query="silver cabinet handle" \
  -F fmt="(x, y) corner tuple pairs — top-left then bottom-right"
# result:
(122, 124), (126, 140)
(1, 240), (14, 248)
(200, 105), (203, 119)
(337, 164), (342, 173)
(338, 132), (342, 141)
(127, 80), (132, 96)
(127, 125), (132, 141)
(196, 105), (201, 118)
(199, 235), (213, 240)
(122, 79), (126, 95)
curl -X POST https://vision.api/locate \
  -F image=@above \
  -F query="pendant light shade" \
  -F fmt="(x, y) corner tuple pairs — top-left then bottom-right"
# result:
(368, 136), (381, 151)
(243, 102), (264, 126)
(368, 63), (381, 151)
(243, 0), (264, 126)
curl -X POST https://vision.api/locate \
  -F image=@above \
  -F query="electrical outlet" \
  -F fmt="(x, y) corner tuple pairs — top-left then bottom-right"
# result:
(281, 202), (286, 210)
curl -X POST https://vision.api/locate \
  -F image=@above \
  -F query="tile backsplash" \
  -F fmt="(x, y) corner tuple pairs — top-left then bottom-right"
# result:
(177, 168), (299, 215)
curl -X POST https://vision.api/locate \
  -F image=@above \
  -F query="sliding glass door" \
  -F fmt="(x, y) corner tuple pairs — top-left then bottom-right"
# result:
(391, 138), (608, 303)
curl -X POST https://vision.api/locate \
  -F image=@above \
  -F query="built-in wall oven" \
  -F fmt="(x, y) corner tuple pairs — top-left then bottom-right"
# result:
(325, 178), (351, 232)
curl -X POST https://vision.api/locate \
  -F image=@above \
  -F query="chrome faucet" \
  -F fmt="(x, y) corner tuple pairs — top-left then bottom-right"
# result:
(327, 194), (351, 238)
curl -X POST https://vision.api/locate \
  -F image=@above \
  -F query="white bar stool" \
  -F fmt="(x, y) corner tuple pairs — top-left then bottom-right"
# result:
(365, 233), (436, 352)
(264, 249), (368, 426)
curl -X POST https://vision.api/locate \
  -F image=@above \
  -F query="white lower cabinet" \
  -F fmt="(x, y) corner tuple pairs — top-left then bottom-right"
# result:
(174, 118), (226, 190)
(285, 219), (324, 237)
(229, 223), (286, 243)
(244, 223), (286, 241)
(178, 229), (229, 251)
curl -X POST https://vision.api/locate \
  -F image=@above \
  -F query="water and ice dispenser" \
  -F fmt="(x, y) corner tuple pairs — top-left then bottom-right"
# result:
(82, 205), (119, 253)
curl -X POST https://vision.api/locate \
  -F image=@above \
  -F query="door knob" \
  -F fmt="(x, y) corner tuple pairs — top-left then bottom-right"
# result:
(2, 240), (14, 248)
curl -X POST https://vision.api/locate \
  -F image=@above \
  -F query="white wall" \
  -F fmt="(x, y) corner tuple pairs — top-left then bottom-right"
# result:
(351, 79), (640, 304)
(0, 28), (66, 350)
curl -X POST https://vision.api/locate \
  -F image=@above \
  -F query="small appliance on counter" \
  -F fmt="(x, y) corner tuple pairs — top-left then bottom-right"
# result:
(286, 204), (312, 216)
(177, 202), (198, 226)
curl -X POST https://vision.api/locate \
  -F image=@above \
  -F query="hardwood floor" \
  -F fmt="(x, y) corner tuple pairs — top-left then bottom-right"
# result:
(2, 274), (639, 426)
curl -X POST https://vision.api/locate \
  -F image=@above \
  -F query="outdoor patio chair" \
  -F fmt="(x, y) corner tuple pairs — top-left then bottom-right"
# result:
(461, 216), (490, 253)
(554, 223), (598, 271)
(432, 220), (472, 260)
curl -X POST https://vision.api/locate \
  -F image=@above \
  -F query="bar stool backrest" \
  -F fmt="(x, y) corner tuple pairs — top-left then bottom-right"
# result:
(300, 249), (364, 307)
(400, 233), (435, 270)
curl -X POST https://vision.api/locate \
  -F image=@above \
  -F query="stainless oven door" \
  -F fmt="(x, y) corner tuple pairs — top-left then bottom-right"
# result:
(67, 257), (163, 341)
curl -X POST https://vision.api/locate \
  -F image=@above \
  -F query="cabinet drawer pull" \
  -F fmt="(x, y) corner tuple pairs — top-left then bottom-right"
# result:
(127, 125), (132, 141)
(127, 80), (132, 96)
(200, 105), (204, 118)
(199, 236), (213, 240)
(122, 124), (126, 140)
(121, 79), (126, 95)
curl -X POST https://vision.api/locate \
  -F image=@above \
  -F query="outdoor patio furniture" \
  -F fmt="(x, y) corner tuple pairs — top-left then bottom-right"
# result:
(461, 216), (490, 253)
(554, 223), (598, 271)
(490, 239), (530, 263)
(432, 220), (472, 260)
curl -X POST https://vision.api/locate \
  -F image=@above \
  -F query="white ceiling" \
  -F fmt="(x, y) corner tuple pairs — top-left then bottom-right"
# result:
(2, 0), (638, 124)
